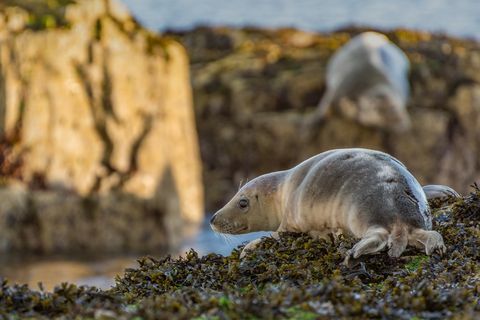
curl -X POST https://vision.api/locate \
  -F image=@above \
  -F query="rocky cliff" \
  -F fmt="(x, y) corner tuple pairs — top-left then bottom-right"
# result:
(0, 0), (204, 254)
(171, 27), (480, 211)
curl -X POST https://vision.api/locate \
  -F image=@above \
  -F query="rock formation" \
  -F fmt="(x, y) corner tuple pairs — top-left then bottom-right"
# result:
(0, 0), (204, 254)
(171, 27), (480, 211)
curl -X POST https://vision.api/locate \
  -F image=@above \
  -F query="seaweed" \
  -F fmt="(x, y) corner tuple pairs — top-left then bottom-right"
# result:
(0, 0), (75, 30)
(0, 187), (479, 319)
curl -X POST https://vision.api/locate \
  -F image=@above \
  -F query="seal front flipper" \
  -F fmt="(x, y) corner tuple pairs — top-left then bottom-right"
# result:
(310, 89), (334, 125)
(301, 96), (333, 140)
(240, 238), (263, 259)
(240, 232), (280, 259)
(423, 184), (460, 200)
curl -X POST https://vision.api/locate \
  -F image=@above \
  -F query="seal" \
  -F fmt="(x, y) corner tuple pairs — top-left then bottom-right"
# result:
(422, 184), (460, 200)
(307, 32), (411, 132)
(210, 148), (452, 265)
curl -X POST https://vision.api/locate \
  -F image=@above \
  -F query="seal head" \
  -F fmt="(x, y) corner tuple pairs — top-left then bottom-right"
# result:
(210, 172), (283, 234)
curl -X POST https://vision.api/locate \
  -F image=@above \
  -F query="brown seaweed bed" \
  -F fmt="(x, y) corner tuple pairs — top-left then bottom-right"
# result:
(1, 187), (479, 319)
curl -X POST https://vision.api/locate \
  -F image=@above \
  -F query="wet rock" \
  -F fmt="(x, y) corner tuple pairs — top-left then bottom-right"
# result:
(0, 184), (186, 255)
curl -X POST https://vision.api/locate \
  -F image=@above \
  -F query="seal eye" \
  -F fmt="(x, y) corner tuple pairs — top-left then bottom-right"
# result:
(238, 199), (249, 210)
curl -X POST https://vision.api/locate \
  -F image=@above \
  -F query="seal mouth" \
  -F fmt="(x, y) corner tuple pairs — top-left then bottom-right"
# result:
(211, 225), (249, 235)
(235, 226), (249, 234)
(225, 226), (249, 234)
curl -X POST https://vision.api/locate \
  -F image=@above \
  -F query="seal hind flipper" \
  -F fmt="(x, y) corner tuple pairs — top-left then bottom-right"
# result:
(344, 224), (411, 267)
(387, 224), (409, 258)
(409, 228), (446, 255)
(423, 184), (460, 200)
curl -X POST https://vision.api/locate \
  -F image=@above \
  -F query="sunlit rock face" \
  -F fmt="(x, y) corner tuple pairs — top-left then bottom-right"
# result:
(0, 0), (204, 254)
(172, 27), (480, 211)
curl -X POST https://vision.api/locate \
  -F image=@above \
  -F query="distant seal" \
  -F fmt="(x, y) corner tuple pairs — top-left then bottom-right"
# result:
(307, 32), (411, 132)
(210, 148), (451, 265)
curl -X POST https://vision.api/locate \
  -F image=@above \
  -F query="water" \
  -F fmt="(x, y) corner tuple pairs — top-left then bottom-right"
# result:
(122, 0), (480, 40)
(181, 218), (270, 256)
(1, 218), (269, 290)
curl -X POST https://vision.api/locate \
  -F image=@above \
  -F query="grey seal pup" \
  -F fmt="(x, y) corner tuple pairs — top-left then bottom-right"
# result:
(210, 148), (454, 265)
(307, 32), (411, 132)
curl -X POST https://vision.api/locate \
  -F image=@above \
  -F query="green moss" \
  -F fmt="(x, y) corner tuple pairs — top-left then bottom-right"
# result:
(285, 307), (318, 320)
(404, 256), (429, 273)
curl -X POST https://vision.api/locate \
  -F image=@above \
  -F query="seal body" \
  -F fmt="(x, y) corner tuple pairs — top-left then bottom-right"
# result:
(310, 32), (411, 132)
(210, 148), (447, 264)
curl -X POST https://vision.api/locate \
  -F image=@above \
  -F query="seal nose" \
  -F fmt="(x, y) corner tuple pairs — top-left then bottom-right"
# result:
(209, 214), (217, 225)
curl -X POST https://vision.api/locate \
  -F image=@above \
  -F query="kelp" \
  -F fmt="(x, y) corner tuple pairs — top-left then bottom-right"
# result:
(1, 187), (479, 319)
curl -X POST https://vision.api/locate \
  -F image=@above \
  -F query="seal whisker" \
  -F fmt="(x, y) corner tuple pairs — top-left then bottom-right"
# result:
(219, 233), (232, 246)
(212, 228), (229, 244)
(220, 233), (227, 244)
(224, 234), (234, 246)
